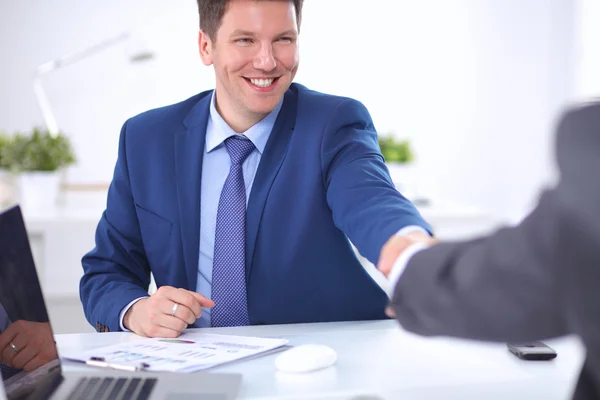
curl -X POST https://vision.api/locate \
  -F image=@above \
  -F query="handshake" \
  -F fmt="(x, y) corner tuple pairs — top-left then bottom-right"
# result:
(377, 230), (439, 279)
(377, 232), (439, 318)
(378, 231), (440, 318)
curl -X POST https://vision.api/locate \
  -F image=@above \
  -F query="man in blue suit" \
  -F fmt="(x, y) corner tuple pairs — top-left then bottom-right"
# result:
(80, 0), (431, 337)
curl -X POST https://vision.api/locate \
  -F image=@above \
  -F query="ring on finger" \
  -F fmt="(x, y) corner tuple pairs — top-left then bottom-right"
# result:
(9, 343), (19, 353)
(171, 303), (179, 317)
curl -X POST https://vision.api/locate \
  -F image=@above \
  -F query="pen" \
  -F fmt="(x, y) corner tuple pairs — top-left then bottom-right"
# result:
(86, 356), (150, 372)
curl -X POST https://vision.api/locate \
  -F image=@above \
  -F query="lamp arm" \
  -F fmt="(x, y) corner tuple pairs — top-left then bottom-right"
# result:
(32, 32), (129, 137)
(33, 76), (60, 136)
(35, 32), (129, 75)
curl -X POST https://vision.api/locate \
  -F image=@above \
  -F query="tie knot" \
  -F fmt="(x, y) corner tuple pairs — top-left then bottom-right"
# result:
(225, 136), (255, 165)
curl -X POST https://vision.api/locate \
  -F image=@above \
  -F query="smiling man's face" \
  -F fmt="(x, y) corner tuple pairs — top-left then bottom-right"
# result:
(199, 0), (299, 131)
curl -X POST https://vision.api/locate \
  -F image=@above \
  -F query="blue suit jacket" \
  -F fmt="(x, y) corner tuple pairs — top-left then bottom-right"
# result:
(80, 83), (431, 332)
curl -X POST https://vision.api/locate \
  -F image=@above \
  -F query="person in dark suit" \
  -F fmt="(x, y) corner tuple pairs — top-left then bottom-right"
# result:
(80, 0), (431, 337)
(378, 102), (600, 399)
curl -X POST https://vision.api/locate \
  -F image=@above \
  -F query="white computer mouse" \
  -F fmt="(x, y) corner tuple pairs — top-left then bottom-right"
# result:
(275, 344), (337, 373)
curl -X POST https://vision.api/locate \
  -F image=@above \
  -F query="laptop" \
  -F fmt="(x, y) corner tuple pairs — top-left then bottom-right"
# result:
(0, 205), (242, 400)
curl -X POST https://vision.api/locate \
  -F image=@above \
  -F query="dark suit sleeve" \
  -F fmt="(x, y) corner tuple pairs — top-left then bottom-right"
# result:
(390, 103), (600, 343)
(80, 121), (151, 332)
(391, 189), (568, 342)
(321, 99), (431, 265)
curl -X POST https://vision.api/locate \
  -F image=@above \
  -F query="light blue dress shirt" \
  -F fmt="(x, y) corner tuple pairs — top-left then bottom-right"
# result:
(196, 92), (283, 327)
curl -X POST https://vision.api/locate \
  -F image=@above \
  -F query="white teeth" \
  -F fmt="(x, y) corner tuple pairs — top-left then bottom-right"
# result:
(250, 78), (274, 87)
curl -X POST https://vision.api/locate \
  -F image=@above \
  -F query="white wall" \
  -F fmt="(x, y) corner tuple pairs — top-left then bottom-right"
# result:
(0, 0), (580, 221)
(0, 0), (208, 185)
(576, 0), (600, 99)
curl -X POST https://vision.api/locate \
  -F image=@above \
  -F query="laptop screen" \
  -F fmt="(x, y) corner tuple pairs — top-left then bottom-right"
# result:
(0, 206), (63, 399)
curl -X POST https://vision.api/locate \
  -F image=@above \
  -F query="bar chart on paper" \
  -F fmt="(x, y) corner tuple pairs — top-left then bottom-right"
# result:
(62, 333), (289, 372)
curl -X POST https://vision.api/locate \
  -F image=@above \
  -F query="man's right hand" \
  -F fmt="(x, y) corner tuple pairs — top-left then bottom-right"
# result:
(123, 286), (215, 338)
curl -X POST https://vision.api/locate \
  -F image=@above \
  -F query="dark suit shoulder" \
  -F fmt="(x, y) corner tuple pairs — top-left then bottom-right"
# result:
(555, 100), (600, 174)
(557, 101), (600, 145)
(562, 100), (600, 120)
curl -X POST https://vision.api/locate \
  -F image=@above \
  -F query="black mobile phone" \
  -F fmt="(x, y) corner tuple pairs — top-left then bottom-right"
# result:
(507, 341), (557, 361)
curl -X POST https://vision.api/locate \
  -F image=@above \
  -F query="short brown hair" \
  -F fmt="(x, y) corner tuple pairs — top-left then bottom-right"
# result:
(196, 0), (304, 41)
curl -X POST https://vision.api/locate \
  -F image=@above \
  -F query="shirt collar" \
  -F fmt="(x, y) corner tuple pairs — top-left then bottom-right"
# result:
(205, 90), (283, 154)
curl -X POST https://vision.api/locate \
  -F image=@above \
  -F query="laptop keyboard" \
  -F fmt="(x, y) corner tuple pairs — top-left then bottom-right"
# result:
(66, 377), (157, 400)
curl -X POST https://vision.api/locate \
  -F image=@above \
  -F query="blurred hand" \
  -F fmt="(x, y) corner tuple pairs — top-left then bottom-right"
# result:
(385, 306), (397, 318)
(123, 286), (215, 338)
(378, 231), (439, 278)
(0, 320), (58, 371)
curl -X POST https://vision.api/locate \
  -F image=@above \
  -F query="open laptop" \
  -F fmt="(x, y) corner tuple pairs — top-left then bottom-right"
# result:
(0, 205), (242, 400)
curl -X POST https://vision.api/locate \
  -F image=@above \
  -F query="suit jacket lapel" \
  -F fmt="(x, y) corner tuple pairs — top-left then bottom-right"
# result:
(245, 88), (298, 280)
(177, 93), (211, 291)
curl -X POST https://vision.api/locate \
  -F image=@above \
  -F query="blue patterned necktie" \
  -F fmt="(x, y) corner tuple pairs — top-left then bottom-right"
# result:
(0, 362), (21, 380)
(211, 136), (255, 327)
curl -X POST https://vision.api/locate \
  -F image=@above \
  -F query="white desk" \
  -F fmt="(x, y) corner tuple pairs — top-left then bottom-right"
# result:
(56, 320), (585, 399)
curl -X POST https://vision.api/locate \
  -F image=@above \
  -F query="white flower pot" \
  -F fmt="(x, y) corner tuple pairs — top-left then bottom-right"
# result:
(17, 171), (61, 211)
(0, 169), (16, 209)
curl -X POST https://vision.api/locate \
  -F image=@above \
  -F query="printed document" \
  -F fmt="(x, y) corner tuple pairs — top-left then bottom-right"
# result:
(63, 332), (288, 372)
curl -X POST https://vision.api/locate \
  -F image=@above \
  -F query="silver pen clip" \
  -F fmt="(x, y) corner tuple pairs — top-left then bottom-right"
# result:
(86, 356), (150, 372)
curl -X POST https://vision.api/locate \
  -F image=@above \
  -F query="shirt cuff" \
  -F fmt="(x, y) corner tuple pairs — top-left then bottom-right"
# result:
(396, 225), (430, 237)
(119, 296), (148, 332)
(388, 242), (429, 289)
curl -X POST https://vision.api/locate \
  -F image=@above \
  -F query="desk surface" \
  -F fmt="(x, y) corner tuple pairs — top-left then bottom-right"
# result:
(56, 320), (584, 400)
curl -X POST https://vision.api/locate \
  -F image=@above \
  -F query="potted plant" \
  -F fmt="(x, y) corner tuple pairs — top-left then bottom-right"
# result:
(2, 128), (76, 210)
(378, 135), (416, 196)
(378, 135), (415, 165)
